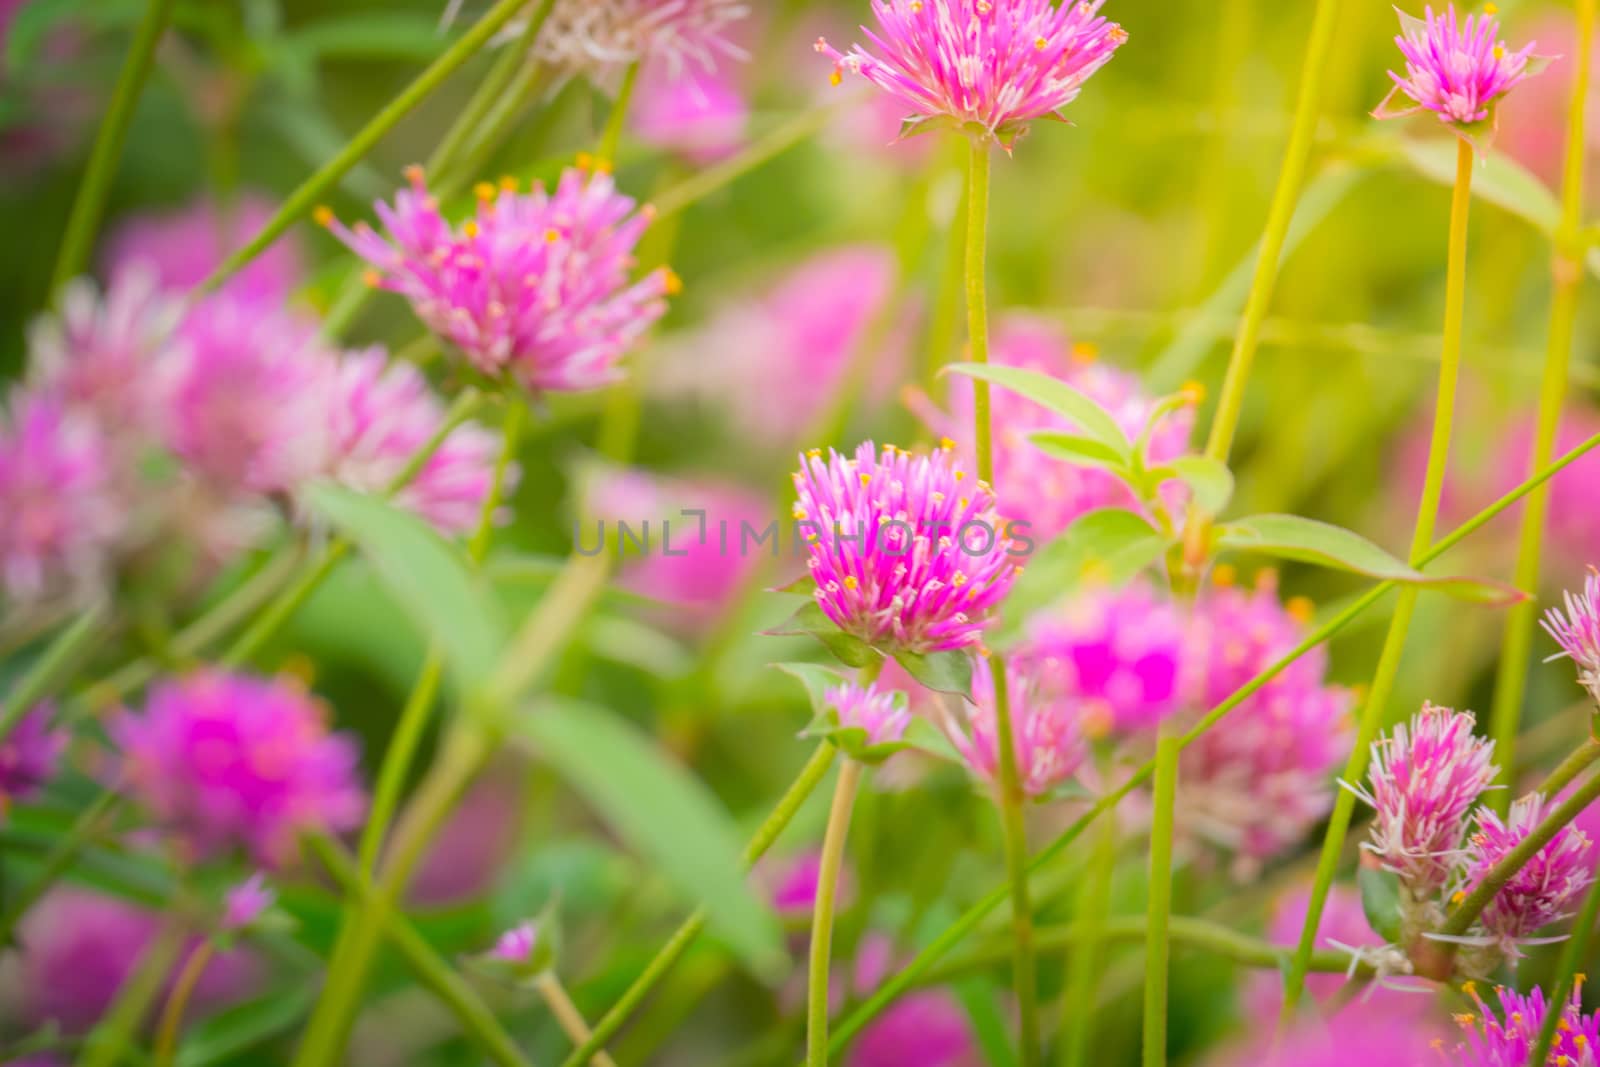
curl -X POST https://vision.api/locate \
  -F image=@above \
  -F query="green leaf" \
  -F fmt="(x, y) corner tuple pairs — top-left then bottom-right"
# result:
(945, 363), (1131, 457)
(763, 599), (880, 670)
(307, 483), (508, 692)
(177, 984), (318, 1067)
(1027, 431), (1130, 471)
(1153, 455), (1235, 516)
(1357, 862), (1402, 944)
(998, 509), (1169, 640)
(284, 14), (454, 62)
(513, 699), (786, 980)
(1215, 513), (1524, 604)
(891, 649), (974, 699)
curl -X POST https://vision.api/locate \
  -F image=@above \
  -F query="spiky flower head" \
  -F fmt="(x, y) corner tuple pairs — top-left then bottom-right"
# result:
(950, 656), (1083, 799)
(320, 166), (673, 396)
(321, 348), (505, 535)
(792, 441), (1019, 655)
(114, 670), (367, 868)
(1466, 793), (1594, 953)
(1452, 981), (1600, 1066)
(1355, 703), (1498, 896)
(0, 390), (122, 606)
(816, 0), (1128, 149)
(0, 704), (65, 813)
(1542, 569), (1600, 709)
(521, 0), (748, 84)
(221, 872), (275, 933)
(471, 917), (557, 983)
(824, 681), (912, 748)
(1375, 5), (1548, 141)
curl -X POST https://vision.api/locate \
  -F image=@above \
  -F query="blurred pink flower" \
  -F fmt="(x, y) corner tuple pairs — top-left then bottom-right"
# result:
(1375, 5), (1545, 135)
(16, 887), (257, 1034)
(951, 654), (1084, 799)
(104, 195), (304, 305)
(525, 0), (748, 82)
(826, 681), (912, 747)
(631, 56), (748, 163)
(1499, 12), (1599, 195)
(762, 850), (833, 919)
(1242, 883), (1390, 1022)
(322, 166), (673, 396)
(653, 245), (906, 446)
(0, 390), (122, 605)
(409, 763), (524, 906)
(0, 705), (64, 813)
(908, 315), (1194, 542)
(848, 988), (979, 1067)
(114, 670), (367, 868)
(1210, 1005), (1439, 1067)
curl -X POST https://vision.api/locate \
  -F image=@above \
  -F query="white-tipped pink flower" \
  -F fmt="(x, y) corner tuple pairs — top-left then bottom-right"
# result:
(1543, 570), (1600, 708)
(1375, 5), (1548, 138)
(1466, 793), (1594, 953)
(321, 166), (674, 396)
(524, 0), (748, 82)
(951, 656), (1083, 799)
(816, 0), (1128, 147)
(824, 682), (911, 748)
(1354, 703), (1498, 896)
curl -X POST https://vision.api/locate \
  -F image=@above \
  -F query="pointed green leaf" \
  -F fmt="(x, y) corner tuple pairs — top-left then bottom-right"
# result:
(1027, 431), (1130, 472)
(763, 599), (880, 669)
(891, 649), (974, 699)
(1152, 455), (1235, 516)
(945, 363), (1131, 457)
(1357, 862), (1403, 944)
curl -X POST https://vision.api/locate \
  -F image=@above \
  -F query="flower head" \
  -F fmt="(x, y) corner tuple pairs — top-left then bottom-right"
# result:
(222, 872), (275, 932)
(1466, 793), (1594, 952)
(763, 850), (832, 918)
(0, 390), (122, 605)
(825, 681), (912, 747)
(473, 917), (556, 981)
(848, 988), (979, 1067)
(104, 194), (304, 306)
(792, 442), (1018, 655)
(321, 166), (673, 396)
(525, 0), (748, 83)
(1452, 981), (1600, 1066)
(630, 53), (748, 163)
(1355, 703), (1498, 896)
(1543, 570), (1600, 708)
(1375, 5), (1546, 137)
(114, 670), (367, 868)
(0, 704), (65, 812)
(322, 348), (504, 534)
(491, 922), (540, 963)
(816, 0), (1127, 148)
(950, 655), (1083, 799)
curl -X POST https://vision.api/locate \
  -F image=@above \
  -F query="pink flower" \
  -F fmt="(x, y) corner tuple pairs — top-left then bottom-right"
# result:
(1210, 1007), (1439, 1067)
(1499, 13), (1600, 196)
(103, 194), (304, 305)
(490, 922), (540, 963)
(1354, 704), (1498, 896)
(1542, 570), (1600, 708)
(1016, 582), (1186, 736)
(0, 705), (65, 812)
(792, 442), (1019, 655)
(763, 850), (832, 919)
(816, 0), (1127, 147)
(408, 763), (524, 906)
(1375, 6), (1546, 135)
(222, 872), (275, 932)
(1243, 884), (1391, 1022)
(322, 348), (504, 535)
(825, 681), (912, 747)
(951, 655), (1084, 799)
(653, 245), (906, 446)
(321, 166), (673, 396)
(526, 0), (748, 82)
(848, 988), (979, 1067)
(1451, 981), (1600, 1066)
(631, 56), (748, 163)
(114, 670), (367, 868)
(0, 390), (122, 605)
(1466, 793), (1594, 953)
(908, 316), (1194, 542)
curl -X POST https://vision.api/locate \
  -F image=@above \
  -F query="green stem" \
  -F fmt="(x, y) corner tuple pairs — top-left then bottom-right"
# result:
(438, 58), (553, 204)
(153, 941), (214, 1066)
(1281, 135), (1475, 1026)
(561, 743), (837, 1067)
(197, 0), (536, 297)
(595, 62), (640, 170)
(807, 758), (861, 1067)
(76, 921), (186, 1067)
(1487, 0), (1594, 816)
(829, 423), (1600, 1053)
(0, 603), (108, 740)
(965, 142), (994, 480)
(1527, 849), (1600, 1066)
(0, 789), (121, 947)
(1536, 737), (1600, 799)
(356, 653), (444, 876)
(1057, 757), (1116, 1067)
(535, 973), (620, 1067)
(427, 0), (555, 179)
(49, 0), (175, 296)
(1142, 730), (1179, 1067)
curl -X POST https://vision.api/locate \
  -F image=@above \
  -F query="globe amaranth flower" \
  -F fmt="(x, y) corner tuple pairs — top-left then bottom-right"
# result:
(322, 348), (504, 535)
(0, 705), (65, 813)
(222, 872), (275, 933)
(1176, 575), (1353, 876)
(104, 194), (304, 306)
(816, 0), (1127, 148)
(1451, 980), (1600, 1066)
(1465, 793), (1594, 954)
(0, 390), (122, 606)
(792, 441), (1019, 655)
(113, 670), (367, 868)
(825, 681), (912, 747)
(519, 0), (748, 83)
(630, 52), (749, 164)
(320, 165), (674, 396)
(1016, 581), (1185, 737)
(1543, 569), (1600, 708)
(1352, 703), (1498, 897)
(907, 316), (1194, 541)
(1374, 5), (1548, 139)
(950, 655), (1084, 799)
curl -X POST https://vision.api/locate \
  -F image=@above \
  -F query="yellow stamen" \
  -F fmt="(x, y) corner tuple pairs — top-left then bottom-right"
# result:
(575, 151), (595, 171)
(1070, 341), (1098, 364)
(362, 269), (382, 288)
(312, 205), (335, 228)
(1034, 36), (1048, 50)
(1211, 563), (1237, 587)
(403, 164), (425, 183)
(499, 175), (518, 191)
(843, 576), (859, 590)
(829, 68), (843, 87)
(1180, 380), (1207, 406)
(1484, 2), (1498, 13)
(463, 220), (481, 238)
(545, 229), (561, 244)
(1286, 596), (1315, 624)
(474, 181), (496, 201)
(662, 267), (684, 296)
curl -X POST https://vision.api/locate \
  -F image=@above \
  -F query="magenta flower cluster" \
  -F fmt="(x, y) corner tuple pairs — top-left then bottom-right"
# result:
(1376, 5), (1544, 132)
(1452, 981), (1600, 1066)
(792, 441), (1019, 655)
(322, 165), (674, 396)
(817, 0), (1128, 146)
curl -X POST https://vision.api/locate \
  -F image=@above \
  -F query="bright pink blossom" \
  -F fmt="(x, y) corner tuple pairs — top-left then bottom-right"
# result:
(951, 655), (1084, 799)
(1466, 793), (1594, 952)
(1452, 981), (1600, 1066)
(631, 56), (748, 163)
(1542, 570), (1600, 707)
(1376, 6), (1545, 133)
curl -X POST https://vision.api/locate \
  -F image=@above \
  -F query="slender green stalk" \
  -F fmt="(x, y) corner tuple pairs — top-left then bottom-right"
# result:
(0, 790), (120, 946)
(924, 152), (969, 391)
(536, 973), (620, 1067)
(830, 424), (1600, 1052)
(1536, 737), (1600, 799)
(807, 758), (861, 1067)
(306, 835), (536, 1067)
(1527, 850), (1600, 1065)
(1, 603), (108, 740)
(966, 143), (995, 480)
(1487, 0), (1595, 815)
(1201, 0), (1341, 464)
(1057, 759), (1116, 1067)
(197, 0), (535, 297)
(76, 921), (186, 1067)
(1142, 731), (1179, 1067)
(49, 0), (175, 295)
(153, 942), (215, 1066)
(1282, 136), (1476, 1025)
(357, 654), (444, 875)
(428, 0), (556, 178)
(562, 743), (837, 1067)
(439, 58), (553, 203)
(595, 62), (640, 170)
